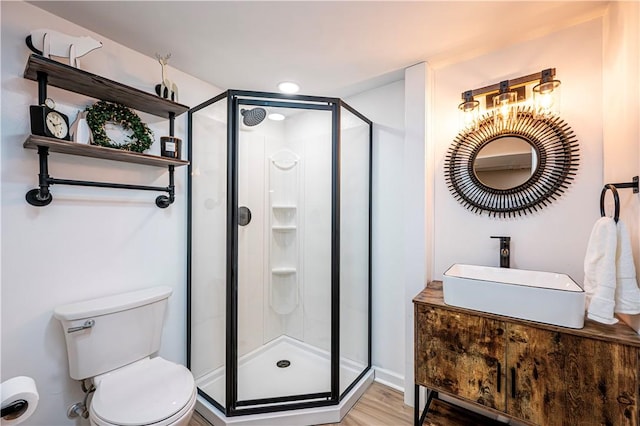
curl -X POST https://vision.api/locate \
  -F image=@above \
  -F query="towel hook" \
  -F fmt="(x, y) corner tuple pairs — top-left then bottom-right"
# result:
(600, 184), (620, 222)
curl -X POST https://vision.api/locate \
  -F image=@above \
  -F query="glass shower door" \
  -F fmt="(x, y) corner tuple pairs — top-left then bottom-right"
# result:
(234, 100), (334, 409)
(189, 94), (228, 411)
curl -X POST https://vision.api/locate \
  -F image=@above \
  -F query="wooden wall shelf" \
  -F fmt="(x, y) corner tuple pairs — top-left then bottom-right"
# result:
(24, 135), (189, 168)
(22, 54), (190, 208)
(23, 54), (188, 118)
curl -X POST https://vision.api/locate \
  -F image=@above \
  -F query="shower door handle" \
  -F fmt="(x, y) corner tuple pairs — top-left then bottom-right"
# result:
(238, 206), (252, 226)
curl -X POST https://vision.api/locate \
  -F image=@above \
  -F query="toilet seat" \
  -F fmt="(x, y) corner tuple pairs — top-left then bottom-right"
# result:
(90, 357), (195, 426)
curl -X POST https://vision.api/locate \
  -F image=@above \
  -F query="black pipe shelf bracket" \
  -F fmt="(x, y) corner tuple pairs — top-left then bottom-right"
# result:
(22, 55), (189, 208)
(600, 176), (639, 223)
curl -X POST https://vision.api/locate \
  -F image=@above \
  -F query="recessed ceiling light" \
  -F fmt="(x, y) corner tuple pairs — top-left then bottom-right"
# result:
(278, 82), (299, 94)
(268, 113), (285, 121)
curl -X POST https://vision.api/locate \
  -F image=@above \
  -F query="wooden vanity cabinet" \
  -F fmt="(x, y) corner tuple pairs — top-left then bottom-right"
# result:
(415, 282), (640, 426)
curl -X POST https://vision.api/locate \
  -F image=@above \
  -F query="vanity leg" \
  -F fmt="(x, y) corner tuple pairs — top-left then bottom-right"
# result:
(415, 384), (438, 426)
(414, 384), (419, 426)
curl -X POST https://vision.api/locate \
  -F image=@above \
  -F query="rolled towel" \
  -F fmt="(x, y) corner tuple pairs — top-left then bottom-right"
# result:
(614, 219), (640, 314)
(584, 217), (618, 324)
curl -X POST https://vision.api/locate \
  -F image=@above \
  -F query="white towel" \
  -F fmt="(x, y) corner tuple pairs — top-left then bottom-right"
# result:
(584, 217), (618, 324)
(614, 219), (640, 314)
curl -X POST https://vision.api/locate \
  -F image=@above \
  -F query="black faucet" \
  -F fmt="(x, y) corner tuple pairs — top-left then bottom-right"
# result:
(491, 236), (511, 268)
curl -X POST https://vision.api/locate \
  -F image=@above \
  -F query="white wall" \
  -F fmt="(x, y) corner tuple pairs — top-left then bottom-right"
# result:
(603, 1), (640, 275)
(0, 2), (219, 424)
(433, 18), (604, 284)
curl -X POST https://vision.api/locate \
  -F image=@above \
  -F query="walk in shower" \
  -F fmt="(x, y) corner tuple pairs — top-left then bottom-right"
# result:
(188, 90), (372, 423)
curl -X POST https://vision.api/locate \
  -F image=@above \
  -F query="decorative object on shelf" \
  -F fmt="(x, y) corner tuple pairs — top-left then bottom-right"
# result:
(444, 106), (579, 217)
(160, 136), (181, 159)
(26, 28), (102, 68)
(85, 101), (153, 153)
(69, 110), (92, 144)
(154, 53), (178, 102)
(29, 97), (70, 140)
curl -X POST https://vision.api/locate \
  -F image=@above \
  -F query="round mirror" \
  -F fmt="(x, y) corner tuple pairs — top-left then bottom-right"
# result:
(473, 137), (537, 190)
(444, 107), (579, 217)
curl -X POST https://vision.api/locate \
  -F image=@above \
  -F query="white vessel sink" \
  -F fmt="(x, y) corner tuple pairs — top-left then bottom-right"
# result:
(443, 264), (585, 329)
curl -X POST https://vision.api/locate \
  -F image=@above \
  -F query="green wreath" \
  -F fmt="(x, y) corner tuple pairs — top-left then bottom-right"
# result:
(86, 101), (154, 153)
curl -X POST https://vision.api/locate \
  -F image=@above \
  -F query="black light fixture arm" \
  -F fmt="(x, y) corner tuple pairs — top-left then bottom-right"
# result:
(605, 176), (639, 193)
(600, 176), (639, 223)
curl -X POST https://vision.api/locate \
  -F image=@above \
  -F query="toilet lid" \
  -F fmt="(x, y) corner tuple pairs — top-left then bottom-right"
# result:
(92, 358), (194, 426)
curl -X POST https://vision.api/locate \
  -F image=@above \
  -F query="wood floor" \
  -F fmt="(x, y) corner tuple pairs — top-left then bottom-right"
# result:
(188, 382), (411, 426)
(188, 382), (500, 426)
(321, 382), (413, 426)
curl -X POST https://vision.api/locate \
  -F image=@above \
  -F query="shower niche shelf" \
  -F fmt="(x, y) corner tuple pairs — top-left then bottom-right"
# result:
(272, 267), (297, 275)
(22, 54), (190, 208)
(268, 150), (301, 317)
(272, 225), (297, 232)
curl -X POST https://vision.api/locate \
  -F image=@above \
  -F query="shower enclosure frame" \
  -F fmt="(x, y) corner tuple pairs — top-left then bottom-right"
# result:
(187, 89), (373, 417)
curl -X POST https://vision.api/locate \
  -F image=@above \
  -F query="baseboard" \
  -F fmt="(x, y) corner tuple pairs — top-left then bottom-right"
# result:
(373, 366), (404, 392)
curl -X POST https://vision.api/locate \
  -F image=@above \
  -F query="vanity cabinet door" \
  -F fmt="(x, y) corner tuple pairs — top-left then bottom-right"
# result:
(561, 333), (638, 426)
(415, 305), (506, 411)
(507, 324), (638, 426)
(506, 325), (565, 424)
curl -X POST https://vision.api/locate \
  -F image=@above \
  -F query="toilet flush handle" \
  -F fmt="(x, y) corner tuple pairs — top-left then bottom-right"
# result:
(67, 319), (95, 333)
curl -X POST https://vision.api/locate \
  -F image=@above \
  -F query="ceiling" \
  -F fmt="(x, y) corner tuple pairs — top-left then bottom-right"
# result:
(29, 1), (608, 98)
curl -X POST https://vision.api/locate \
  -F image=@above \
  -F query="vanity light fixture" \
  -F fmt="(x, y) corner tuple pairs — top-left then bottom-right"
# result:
(268, 113), (285, 121)
(277, 81), (300, 94)
(457, 68), (559, 132)
(458, 90), (480, 131)
(533, 68), (561, 118)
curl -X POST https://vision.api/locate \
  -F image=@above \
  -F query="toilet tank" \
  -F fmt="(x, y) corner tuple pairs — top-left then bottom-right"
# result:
(53, 286), (172, 380)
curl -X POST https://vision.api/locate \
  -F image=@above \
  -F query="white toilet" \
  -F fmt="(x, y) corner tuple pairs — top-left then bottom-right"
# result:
(54, 286), (196, 426)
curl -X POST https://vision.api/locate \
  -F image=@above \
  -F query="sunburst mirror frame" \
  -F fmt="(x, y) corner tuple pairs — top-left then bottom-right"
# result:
(445, 106), (579, 217)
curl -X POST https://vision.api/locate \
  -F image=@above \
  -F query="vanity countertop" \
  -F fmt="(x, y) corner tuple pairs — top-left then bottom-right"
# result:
(415, 281), (640, 348)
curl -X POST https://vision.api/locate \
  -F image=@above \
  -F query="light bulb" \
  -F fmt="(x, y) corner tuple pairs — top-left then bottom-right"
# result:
(493, 90), (517, 129)
(533, 80), (561, 118)
(458, 90), (479, 131)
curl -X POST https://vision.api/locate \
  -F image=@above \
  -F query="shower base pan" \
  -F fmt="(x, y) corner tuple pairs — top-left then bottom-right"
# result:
(195, 336), (374, 425)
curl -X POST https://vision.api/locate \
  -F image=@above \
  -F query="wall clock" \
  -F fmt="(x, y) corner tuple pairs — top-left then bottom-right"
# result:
(30, 98), (70, 140)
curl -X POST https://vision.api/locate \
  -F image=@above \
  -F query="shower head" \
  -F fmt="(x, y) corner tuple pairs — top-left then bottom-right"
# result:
(241, 108), (267, 126)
